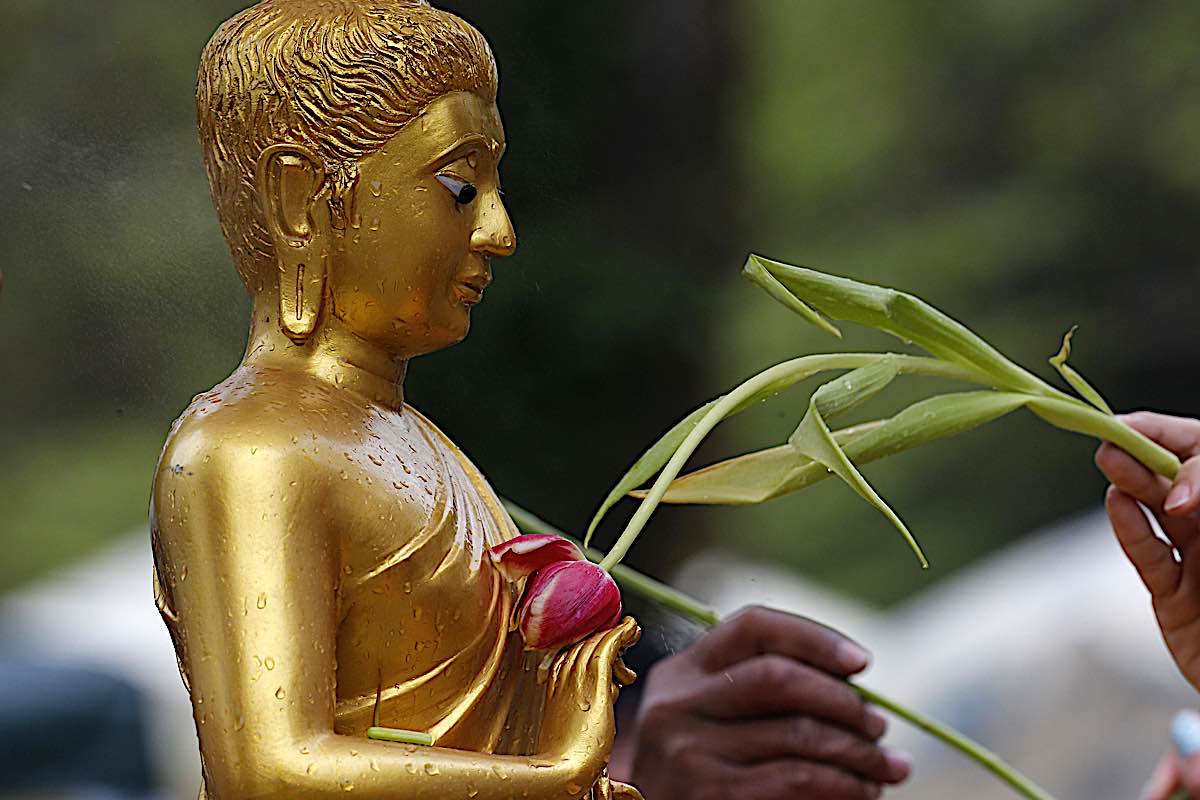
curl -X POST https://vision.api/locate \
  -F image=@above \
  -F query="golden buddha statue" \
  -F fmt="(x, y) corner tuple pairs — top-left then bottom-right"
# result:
(150, 2), (641, 797)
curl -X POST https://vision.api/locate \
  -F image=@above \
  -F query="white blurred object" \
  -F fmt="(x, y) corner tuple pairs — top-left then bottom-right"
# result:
(1, 533), (201, 798)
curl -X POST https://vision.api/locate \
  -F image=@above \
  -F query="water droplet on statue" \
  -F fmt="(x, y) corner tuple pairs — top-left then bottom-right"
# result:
(342, 781), (355, 792)
(578, 700), (591, 711)
(370, 179), (382, 197)
(275, 687), (286, 699)
(264, 656), (276, 670)
(423, 763), (440, 776)
(257, 593), (268, 609)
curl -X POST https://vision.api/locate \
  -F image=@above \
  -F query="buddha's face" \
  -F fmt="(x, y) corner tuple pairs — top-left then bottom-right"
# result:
(328, 91), (515, 358)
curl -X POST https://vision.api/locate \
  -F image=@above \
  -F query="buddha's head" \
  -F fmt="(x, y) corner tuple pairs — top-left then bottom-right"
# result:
(198, 0), (515, 358)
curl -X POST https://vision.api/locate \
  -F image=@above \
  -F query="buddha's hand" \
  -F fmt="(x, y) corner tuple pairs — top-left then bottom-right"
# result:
(621, 607), (910, 800)
(539, 616), (641, 778)
(1096, 412), (1200, 691)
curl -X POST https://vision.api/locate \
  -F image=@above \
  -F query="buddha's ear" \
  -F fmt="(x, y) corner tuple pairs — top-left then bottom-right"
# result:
(256, 143), (330, 343)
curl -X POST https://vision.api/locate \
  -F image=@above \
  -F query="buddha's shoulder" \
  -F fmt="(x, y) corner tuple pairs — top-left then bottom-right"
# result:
(157, 366), (360, 474)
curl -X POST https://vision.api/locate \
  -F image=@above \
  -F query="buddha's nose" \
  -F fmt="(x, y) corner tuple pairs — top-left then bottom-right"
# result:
(470, 195), (516, 257)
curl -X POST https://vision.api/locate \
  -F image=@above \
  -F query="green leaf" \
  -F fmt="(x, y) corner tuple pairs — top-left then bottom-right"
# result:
(583, 353), (880, 546)
(655, 392), (1031, 505)
(743, 254), (842, 338)
(585, 353), (993, 546)
(809, 357), (900, 420)
(1049, 326), (1113, 414)
(746, 254), (1051, 396)
(789, 391), (929, 568)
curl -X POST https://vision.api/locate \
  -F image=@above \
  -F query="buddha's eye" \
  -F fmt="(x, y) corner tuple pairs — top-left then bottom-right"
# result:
(436, 173), (477, 205)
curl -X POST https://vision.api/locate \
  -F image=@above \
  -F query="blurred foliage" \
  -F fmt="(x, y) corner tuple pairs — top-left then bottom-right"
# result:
(1, 1), (1197, 606)
(708, 0), (1200, 602)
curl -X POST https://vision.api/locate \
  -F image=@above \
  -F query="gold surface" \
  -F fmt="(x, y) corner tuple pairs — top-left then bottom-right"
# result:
(151, 2), (640, 797)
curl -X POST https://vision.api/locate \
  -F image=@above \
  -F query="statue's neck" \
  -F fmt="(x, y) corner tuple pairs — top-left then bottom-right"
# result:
(244, 301), (408, 412)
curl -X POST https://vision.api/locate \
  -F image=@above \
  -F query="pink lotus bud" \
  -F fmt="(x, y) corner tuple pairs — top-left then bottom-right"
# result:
(517, 560), (623, 651)
(487, 533), (584, 581)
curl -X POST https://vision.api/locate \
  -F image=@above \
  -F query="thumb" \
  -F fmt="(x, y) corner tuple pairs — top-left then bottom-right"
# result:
(596, 617), (641, 686)
(598, 616), (641, 657)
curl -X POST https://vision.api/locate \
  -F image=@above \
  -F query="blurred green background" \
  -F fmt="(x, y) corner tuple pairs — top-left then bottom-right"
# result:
(1, 0), (1197, 605)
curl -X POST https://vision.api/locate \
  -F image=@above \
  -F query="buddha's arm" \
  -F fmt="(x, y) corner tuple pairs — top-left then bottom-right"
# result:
(154, 435), (622, 800)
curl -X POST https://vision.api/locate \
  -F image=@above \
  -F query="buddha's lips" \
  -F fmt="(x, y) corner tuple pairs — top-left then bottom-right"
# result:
(456, 274), (490, 304)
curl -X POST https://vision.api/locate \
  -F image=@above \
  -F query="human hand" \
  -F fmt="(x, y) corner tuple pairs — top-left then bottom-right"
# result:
(1095, 412), (1200, 690)
(620, 606), (911, 800)
(1141, 710), (1200, 800)
(540, 616), (641, 769)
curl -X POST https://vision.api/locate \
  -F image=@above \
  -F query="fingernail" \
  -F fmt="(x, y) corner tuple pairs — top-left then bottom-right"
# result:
(885, 748), (914, 779)
(1166, 484), (1193, 513)
(1173, 710), (1200, 757)
(837, 641), (871, 671)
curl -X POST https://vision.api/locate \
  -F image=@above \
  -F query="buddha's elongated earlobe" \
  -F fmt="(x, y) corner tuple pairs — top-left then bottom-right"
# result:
(256, 143), (331, 344)
(277, 245), (325, 343)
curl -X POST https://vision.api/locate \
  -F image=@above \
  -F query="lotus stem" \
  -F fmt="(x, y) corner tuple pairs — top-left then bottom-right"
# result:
(855, 685), (1056, 800)
(366, 727), (434, 746)
(1024, 395), (1180, 479)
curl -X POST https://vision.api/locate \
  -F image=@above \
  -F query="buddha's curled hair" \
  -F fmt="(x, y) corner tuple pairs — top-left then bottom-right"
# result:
(197, 0), (498, 291)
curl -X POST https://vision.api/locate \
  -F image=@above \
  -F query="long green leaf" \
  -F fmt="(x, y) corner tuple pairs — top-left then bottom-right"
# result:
(1049, 326), (1113, 414)
(746, 255), (1053, 396)
(584, 354), (994, 546)
(790, 391), (929, 568)
(652, 392), (1031, 505)
(743, 253), (842, 337)
(809, 357), (900, 421)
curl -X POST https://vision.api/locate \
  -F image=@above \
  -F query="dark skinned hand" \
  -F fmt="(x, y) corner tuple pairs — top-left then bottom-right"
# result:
(617, 606), (911, 800)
